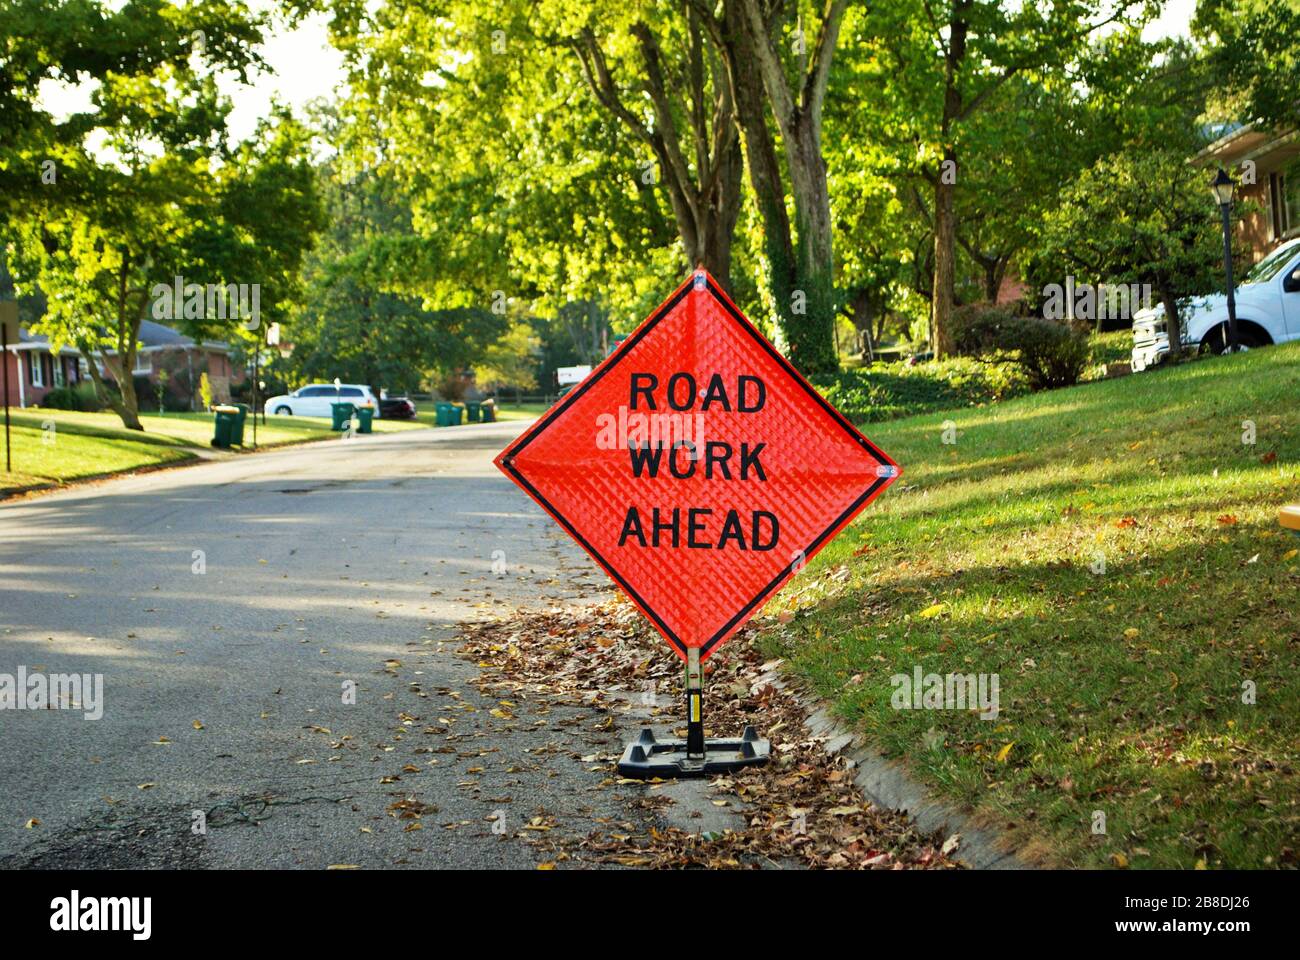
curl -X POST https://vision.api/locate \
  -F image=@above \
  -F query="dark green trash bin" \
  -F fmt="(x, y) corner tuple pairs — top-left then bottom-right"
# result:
(465, 401), (482, 423)
(481, 400), (496, 423)
(331, 402), (355, 431)
(211, 405), (240, 449)
(230, 403), (249, 446)
(356, 405), (374, 433)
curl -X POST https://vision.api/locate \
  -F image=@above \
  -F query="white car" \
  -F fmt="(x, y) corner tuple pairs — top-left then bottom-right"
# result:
(1132, 238), (1300, 371)
(264, 383), (380, 418)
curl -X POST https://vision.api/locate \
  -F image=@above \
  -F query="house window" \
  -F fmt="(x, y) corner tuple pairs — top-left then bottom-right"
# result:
(53, 356), (65, 387)
(1281, 159), (1300, 238)
(1271, 172), (1285, 239)
(28, 352), (44, 388)
(133, 351), (151, 375)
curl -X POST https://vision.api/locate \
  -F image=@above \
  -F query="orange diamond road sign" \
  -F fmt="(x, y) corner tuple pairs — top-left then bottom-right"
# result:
(496, 270), (901, 662)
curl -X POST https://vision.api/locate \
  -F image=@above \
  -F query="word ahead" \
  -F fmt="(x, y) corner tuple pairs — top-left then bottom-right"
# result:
(497, 270), (900, 661)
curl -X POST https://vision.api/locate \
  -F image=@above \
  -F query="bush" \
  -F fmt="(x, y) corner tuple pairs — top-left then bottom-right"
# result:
(952, 303), (1090, 388)
(436, 374), (469, 402)
(1087, 330), (1133, 367)
(40, 381), (110, 412)
(811, 357), (1031, 424)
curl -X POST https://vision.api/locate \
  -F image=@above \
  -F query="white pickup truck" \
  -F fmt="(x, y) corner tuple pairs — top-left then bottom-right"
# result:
(1131, 237), (1300, 371)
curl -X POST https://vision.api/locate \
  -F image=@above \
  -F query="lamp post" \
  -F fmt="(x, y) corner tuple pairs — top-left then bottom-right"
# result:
(1211, 168), (1239, 353)
(1, 301), (17, 474)
(252, 326), (261, 449)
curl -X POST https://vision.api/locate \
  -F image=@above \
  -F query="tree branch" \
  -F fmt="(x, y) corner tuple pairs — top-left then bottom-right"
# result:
(802, 0), (850, 128)
(571, 31), (652, 145)
(632, 21), (703, 228)
(736, 0), (796, 137)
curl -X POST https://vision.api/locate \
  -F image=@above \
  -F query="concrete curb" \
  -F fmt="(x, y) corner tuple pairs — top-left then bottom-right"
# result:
(767, 669), (1033, 870)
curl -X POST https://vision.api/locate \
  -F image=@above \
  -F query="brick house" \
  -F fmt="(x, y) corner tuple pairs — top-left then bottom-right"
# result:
(1194, 123), (1300, 262)
(1, 329), (84, 408)
(129, 320), (241, 407)
(2, 320), (240, 409)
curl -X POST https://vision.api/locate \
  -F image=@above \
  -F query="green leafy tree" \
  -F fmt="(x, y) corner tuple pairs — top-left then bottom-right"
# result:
(0, 0), (266, 220)
(857, 0), (1150, 356)
(687, 0), (853, 374)
(283, 164), (506, 394)
(2, 1), (318, 430)
(326, 0), (853, 374)
(475, 320), (540, 392)
(1196, 0), (1300, 128)
(7, 99), (320, 430)
(326, 1), (680, 330)
(1032, 149), (1242, 359)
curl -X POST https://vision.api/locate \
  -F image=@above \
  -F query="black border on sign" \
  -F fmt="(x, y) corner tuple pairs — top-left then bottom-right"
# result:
(498, 275), (898, 658)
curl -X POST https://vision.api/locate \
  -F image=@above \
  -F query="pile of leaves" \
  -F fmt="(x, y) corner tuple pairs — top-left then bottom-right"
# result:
(458, 600), (962, 870)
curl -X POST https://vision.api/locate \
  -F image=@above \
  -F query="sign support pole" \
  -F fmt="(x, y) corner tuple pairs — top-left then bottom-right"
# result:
(685, 648), (704, 759)
(617, 645), (768, 777)
(252, 328), (260, 450)
(2, 321), (11, 474)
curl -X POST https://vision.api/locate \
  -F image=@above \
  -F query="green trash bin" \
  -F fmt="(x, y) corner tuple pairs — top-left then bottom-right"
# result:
(230, 403), (249, 446)
(465, 401), (482, 423)
(356, 405), (374, 434)
(481, 400), (496, 423)
(435, 402), (461, 427)
(211, 405), (240, 449)
(331, 401), (355, 431)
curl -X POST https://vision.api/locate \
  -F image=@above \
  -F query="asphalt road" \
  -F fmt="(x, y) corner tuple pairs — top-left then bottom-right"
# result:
(0, 419), (655, 869)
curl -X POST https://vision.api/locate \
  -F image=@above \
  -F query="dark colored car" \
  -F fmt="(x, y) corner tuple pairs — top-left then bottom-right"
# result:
(380, 396), (417, 419)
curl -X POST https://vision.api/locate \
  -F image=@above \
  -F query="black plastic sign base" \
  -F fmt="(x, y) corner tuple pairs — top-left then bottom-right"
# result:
(616, 726), (770, 779)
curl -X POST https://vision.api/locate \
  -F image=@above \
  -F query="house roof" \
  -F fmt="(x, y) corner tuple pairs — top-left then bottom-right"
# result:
(138, 320), (198, 347)
(1193, 121), (1299, 168)
(9, 321), (230, 355)
(11, 328), (79, 355)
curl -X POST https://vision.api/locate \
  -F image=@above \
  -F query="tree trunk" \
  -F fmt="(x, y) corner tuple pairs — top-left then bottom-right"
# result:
(89, 257), (146, 430)
(692, 133), (744, 286)
(574, 21), (744, 287)
(846, 287), (879, 360)
(725, 0), (846, 376)
(931, 2), (970, 359)
(720, 0), (797, 316)
(983, 256), (1000, 303)
(1160, 288), (1183, 360)
(80, 345), (143, 431)
(932, 163), (958, 357)
(786, 119), (838, 374)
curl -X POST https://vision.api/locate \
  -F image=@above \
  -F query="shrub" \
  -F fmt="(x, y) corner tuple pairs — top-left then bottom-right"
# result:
(40, 381), (110, 412)
(810, 357), (1031, 424)
(198, 372), (213, 410)
(952, 303), (1090, 388)
(436, 374), (469, 402)
(133, 375), (158, 412)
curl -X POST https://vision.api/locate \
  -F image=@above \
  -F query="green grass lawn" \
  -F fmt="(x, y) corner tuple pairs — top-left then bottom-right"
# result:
(0, 416), (196, 490)
(757, 342), (1300, 869)
(492, 401), (552, 422)
(0, 407), (429, 493)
